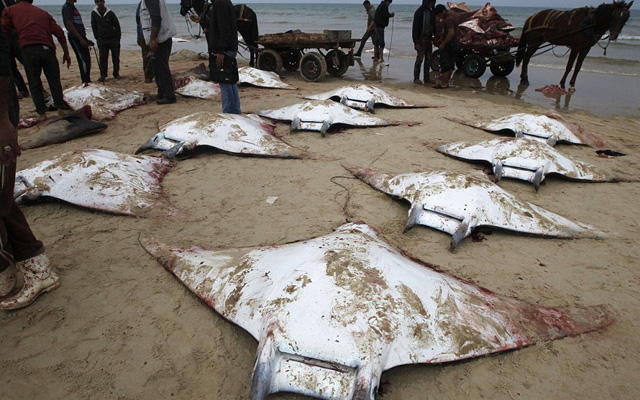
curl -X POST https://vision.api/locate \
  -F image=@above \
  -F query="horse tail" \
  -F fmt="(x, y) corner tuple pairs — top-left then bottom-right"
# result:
(515, 23), (529, 67)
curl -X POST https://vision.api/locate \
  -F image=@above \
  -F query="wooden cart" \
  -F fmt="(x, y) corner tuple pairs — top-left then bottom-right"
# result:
(256, 30), (358, 82)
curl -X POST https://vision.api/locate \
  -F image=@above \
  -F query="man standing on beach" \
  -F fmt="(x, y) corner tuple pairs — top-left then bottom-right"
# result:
(63, 0), (94, 84)
(354, 0), (376, 58)
(194, 0), (241, 114)
(373, 0), (394, 63)
(2, 0), (72, 122)
(412, 0), (435, 84)
(433, 4), (459, 89)
(91, 0), (121, 82)
(0, 28), (61, 311)
(135, 1), (154, 83)
(140, 0), (177, 104)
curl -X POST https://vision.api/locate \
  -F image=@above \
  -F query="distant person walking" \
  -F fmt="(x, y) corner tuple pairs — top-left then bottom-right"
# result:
(63, 0), (93, 84)
(140, 0), (177, 104)
(412, 0), (435, 84)
(354, 0), (376, 58)
(135, 1), (154, 83)
(91, 0), (121, 82)
(373, 0), (394, 63)
(2, 0), (72, 122)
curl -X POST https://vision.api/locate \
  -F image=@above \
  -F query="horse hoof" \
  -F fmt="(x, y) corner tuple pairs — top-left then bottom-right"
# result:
(520, 79), (530, 86)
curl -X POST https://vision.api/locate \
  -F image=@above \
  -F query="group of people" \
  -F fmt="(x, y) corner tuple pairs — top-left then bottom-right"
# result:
(357, 0), (460, 89)
(0, 0), (241, 311)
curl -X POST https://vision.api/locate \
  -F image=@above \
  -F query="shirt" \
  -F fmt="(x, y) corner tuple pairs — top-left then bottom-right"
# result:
(62, 2), (86, 37)
(1, 1), (66, 49)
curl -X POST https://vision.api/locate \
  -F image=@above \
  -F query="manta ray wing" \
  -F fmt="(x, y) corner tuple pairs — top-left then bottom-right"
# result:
(258, 100), (396, 135)
(344, 165), (605, 250)
(437, 138), (618, 190)
(304, 84), (433, 112)
(140, 223), (611, 400)
(14, 149), (173, 215)
(239, 66), (297, 90)
(136, 112), (309, 159)
(21, 106), (108, 149)
(63, 83), (146, 120)
(174, 76), (221, 99)
(477, 113), (584, 145)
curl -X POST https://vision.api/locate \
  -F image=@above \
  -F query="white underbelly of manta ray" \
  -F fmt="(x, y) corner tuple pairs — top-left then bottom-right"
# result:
(344, 165), (606, 251)
(140, 222), (611, 400)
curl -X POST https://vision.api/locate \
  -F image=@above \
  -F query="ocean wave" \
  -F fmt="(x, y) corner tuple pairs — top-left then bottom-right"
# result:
(616, 35), (640, 41)
(530, 62), (640, 77)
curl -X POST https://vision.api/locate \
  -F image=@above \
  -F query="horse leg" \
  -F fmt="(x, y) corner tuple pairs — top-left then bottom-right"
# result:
(560, 49), (579, 89)
(519, 45), (538, 85)
(568, 48), (590, 88)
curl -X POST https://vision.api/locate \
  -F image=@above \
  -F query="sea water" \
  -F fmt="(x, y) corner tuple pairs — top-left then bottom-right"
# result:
(38, 3), (639, 117)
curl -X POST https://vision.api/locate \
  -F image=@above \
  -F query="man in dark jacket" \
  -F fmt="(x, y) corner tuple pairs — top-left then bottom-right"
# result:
(373, 0), (394, 63)
(91, 0), (121, 82)
(412, 0), (435, 84)
(195, 0), (240, 114)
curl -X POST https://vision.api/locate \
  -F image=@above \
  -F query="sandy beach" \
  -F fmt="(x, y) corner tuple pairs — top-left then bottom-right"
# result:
(1, 49), (640, 400)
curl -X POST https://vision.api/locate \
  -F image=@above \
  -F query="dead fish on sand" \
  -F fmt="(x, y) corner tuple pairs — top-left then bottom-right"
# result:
(15, 149), (173, 216)
(20, 106), (108, 150)
(449, 113), (584, 145)
(344, 165), (605, 250)
(140, 222), (612, 400)
(239, 66), (297, 90)
(136, 112), (311, 159)
(437, 137), (619, 191)
(258, 100), (398, 136)
(174, 76), (221, 99)
(304, 84), (435, 112)
(63, 83), (146, 120)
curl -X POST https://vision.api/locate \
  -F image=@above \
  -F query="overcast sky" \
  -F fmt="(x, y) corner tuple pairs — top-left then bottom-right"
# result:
(35, 0), (595, 7)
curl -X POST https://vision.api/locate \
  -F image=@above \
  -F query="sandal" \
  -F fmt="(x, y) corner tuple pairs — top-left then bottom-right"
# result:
(432, 84), (448, 89)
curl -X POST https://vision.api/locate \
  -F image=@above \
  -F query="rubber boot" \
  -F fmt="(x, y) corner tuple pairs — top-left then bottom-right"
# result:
(0, 254), (60, 310)
(0, 263), (16, 298)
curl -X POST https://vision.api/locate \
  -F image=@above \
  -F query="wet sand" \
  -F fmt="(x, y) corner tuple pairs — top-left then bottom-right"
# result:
(1, 49), (639, 400)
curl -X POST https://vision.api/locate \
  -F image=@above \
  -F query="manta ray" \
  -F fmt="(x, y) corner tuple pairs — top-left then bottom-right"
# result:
(136, 112), (312, 159)
(344, 165), (605, 250)
(63, 83), (146, 120)
(437, 137), (619, 191)
(239, 66), (297, 90)
(14, 149), (173, 216)
(449, 113), (585, 145)
(304, 84), (434, 113)
(20, 106), (108, 149)
(174, 76), (221, 99)
(258, 100), (398, 136)
(140, 222), (612, 400)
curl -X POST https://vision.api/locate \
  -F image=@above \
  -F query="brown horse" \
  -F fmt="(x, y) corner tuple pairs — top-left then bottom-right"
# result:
(516, 1), (633, 88)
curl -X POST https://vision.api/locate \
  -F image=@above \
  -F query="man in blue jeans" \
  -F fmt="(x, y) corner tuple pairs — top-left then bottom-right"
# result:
(194, 0), (240, 114)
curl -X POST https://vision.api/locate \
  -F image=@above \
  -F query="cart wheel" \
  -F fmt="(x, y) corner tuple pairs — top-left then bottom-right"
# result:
(489, 59), (515, 77)
(326, 50), (349, 77)
(462, 53), (486, 78)
(430, 49), (440, 71)
(281, 51), (301, 72)
(257, 49), (283, 74)
(455, 50), (470, 70)
(299, 52), (327, 82)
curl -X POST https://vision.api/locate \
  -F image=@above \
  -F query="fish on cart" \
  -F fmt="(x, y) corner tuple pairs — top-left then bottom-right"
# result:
(14, 149), (173, 216)
(437, 137), (619, 190)
(140, 222), (611, 400)
(304, 84), (435, 112)
(258, 100), (398, 136)
(344, 165), (605, 250)
(136, 112), (312, 159)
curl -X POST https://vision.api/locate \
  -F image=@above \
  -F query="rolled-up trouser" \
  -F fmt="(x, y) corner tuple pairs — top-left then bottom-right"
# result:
(440, 40), (459, 73)
(21, 44), (66, 115)
(375, 28), (386, 49)
(219, 50), (241, 114)
(137, 37), (154, 81)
